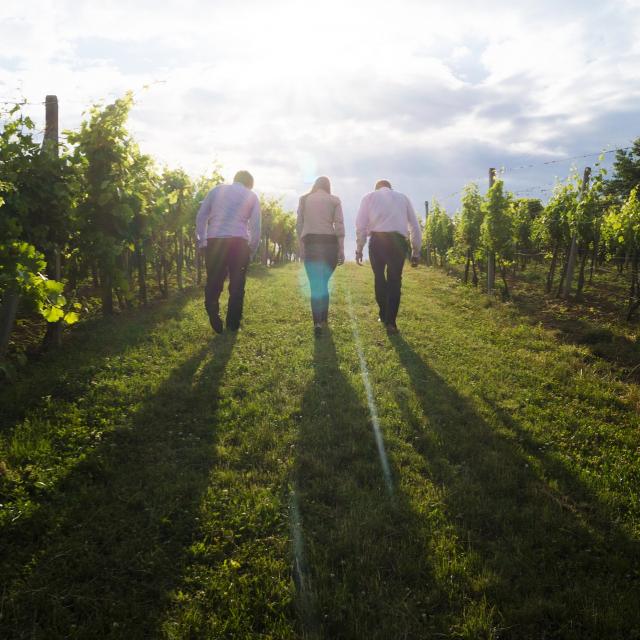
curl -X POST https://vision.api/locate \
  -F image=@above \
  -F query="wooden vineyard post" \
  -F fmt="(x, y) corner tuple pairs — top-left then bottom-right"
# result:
(42, 95), (63, 349)
(562, 166), (591, 300)
(424, 201), (431, 266)
(487, 167), (496, 295)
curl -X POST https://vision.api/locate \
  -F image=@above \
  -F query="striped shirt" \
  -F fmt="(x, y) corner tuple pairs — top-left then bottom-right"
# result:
(195, 182), (261, 253)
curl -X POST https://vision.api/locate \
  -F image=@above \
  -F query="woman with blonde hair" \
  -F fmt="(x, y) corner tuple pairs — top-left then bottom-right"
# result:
(296, 176), (345, 336)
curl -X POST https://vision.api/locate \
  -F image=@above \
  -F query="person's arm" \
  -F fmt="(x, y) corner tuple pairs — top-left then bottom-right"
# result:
(195, 191), (212, 251)
(248, 195), (261, 257)
(355, 195), (369, 265)
(334, 200), (345, 265)
(406, 196), (422, 262)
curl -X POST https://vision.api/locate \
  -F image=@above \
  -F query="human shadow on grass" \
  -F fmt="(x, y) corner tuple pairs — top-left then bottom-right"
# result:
(0, 333), (236, 639)
(390, 334), (640, 639)
(294, 332), (457, 640)
(0, 290), (197, 432)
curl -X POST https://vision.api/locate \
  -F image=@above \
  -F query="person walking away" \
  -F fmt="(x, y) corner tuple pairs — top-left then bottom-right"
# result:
(196, 170), (261, 333)
(297, 176), (345, 337)
(355, 179), (421, 335)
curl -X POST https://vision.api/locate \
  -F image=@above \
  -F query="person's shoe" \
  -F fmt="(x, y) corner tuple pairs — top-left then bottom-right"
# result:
(209, 314), (223, 334)
(226, 323), (240, 332)
(314, 323), (322, 338)
(386, 323), (399, 336)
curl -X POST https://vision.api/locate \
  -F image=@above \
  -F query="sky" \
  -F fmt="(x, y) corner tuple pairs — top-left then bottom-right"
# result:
(2, 0), (640, 256)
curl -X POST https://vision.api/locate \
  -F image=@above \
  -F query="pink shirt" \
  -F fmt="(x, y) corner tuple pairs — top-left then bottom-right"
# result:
(195, 182), (261, 253)
(296, 189), (345, 239)
(356, 187), (422, 256)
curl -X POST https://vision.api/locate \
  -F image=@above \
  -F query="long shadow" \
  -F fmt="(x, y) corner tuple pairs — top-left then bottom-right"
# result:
(0, 290), (197, 431)
(294, 332), (457, 639)
(390, 334), (640, 639)
(449, 261), (640, 377)
(509, 287), (640, 379)
(0, 333), (236, 639)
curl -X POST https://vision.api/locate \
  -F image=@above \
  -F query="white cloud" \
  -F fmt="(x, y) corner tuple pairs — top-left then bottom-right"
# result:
(2, 0), (640, 248)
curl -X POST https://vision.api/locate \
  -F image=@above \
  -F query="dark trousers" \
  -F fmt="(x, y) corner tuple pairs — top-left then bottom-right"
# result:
(369, 232), (407, 326)
(303, 235), (338, 324)
(204, 237), (250, 330)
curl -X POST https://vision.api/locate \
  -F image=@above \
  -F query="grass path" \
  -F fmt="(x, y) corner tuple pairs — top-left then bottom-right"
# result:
(1, 264), (639, 639)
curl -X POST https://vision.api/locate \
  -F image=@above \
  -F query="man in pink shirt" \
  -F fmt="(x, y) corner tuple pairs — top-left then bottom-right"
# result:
(355, 179), (421, 335)
(195, 170), (261, 333)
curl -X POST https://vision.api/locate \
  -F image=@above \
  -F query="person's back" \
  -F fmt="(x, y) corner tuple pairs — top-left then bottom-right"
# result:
(358, 187), (413, 234)
(297, 190), (343, 237)
(202, 182), (260, 242)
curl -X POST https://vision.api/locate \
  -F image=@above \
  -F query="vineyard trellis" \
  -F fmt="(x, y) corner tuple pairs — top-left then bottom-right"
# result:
(2, 93), (640, 366)
(0, 94), (300, 362)
(423, 138), (640, 317)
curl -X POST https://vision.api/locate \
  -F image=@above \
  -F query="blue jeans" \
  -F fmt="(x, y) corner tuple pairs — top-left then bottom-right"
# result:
(303, 235), (338, 324)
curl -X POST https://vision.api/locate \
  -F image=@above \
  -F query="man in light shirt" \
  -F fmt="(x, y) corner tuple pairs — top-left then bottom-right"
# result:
(195, 170), (261, 333)
(355, 179), (422, 335)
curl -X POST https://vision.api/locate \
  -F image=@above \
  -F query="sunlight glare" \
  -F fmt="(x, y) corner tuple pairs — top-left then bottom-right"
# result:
(345, 288), (394, 495)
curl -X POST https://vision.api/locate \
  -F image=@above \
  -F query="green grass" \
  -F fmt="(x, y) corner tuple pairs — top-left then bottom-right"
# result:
(1, 263), (639, 639)
(448, 259), (640, 380)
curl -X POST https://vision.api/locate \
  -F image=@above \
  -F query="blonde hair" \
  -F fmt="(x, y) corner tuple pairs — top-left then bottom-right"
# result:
(309, 176), (331, 194)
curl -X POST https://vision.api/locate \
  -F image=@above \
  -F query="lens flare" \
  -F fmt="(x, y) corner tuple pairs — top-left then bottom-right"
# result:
(289, 486), (318, 631)
(345, 288), (394, 495)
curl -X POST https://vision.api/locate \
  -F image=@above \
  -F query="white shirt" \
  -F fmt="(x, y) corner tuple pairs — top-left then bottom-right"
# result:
(195, 182), (261, 253)
(355, 187), (422, 256)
